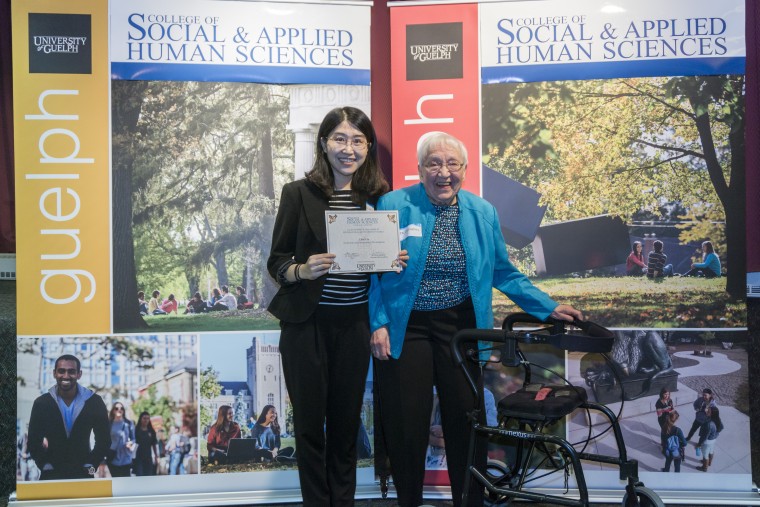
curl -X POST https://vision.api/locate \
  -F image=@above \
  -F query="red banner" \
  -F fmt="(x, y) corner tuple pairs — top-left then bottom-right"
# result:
(390, 3), (481, 194)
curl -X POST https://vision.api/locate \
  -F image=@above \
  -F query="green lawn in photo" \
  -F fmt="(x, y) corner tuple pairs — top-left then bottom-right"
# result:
(199, 436), (300, 473)
(121, 308), (280, 333)
(127, 276), (746, 333)
(493, 276), (746, 328)
(199, 434), (379, 474)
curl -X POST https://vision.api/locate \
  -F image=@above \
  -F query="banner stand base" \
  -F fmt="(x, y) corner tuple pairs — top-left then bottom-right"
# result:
(8, 485), (760, 506)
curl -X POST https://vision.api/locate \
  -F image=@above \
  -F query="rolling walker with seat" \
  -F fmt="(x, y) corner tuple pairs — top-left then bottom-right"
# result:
(451, 313), (664, 507)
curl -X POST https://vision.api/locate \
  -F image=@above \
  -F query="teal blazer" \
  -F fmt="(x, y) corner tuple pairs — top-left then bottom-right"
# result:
(370, 184), (557, 359)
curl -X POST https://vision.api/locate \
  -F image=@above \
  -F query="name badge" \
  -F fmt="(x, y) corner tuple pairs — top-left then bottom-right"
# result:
(399, 224), (422, 241)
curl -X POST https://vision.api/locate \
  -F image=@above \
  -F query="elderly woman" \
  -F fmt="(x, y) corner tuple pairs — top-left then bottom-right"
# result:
(370, 132), (583, 507)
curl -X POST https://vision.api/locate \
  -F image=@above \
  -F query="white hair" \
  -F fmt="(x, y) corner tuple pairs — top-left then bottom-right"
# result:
(416, 131), (468, 167)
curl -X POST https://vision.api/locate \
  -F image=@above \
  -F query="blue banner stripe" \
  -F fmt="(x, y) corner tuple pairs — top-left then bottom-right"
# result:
(481, 57), (745, 83)
(111, 62), (370, 85)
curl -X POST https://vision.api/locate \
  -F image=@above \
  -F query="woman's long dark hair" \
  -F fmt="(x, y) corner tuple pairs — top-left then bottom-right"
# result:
(213, 405), (233, 431)
(631, 241), (643, 261)
(306, 106), (388, 205)
(137, 411), (156, 436)
(255, 404), (280, 435)
(709, 406), (724, 433)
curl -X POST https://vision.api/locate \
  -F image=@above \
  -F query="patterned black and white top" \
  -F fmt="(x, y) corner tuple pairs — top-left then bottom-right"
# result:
(319, 190), (369, 306)
(413, 203), (470, 311)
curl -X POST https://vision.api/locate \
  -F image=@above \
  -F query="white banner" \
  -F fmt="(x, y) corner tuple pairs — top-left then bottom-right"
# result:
(110, 0), (371, 84)
(480, 0), (745, 82)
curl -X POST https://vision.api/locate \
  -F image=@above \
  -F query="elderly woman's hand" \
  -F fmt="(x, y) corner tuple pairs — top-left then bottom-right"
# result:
(550, 304), (584, 322)
(371, 326), (391, 360)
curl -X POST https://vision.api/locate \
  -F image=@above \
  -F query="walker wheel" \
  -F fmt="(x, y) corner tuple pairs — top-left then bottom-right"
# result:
(622, 486), (664, 507)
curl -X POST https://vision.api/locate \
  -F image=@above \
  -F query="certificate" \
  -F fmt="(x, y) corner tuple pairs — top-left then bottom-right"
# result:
(325, 210), (401, 273)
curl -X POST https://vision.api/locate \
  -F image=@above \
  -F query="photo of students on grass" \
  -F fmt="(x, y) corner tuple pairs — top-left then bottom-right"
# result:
(481, 74), (745, 330)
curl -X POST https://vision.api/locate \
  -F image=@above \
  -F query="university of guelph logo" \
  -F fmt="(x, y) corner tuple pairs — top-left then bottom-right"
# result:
(28, 13), (92, 74)
(406, 22), (463, 81)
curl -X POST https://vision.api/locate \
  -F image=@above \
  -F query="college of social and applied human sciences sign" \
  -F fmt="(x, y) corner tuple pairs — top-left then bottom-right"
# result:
(479, 0), (745, 83)
(110, 0), (371, 85)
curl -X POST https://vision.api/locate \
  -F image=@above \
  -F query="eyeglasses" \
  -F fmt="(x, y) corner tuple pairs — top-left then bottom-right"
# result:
(423, 160), (465, 174)
(56, 368), (78, 375)
(114, 406), (124, 411)
(326, 135), (369, 150)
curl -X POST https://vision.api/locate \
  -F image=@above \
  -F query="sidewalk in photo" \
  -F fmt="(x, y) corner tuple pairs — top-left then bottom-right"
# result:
(567, 350), (751, 475)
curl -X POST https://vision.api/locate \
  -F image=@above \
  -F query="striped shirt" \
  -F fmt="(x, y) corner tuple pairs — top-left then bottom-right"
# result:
(319, 190), (369, 306)
(647, 251), (668, 278)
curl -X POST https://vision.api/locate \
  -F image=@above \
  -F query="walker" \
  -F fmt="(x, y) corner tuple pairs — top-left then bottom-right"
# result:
(451, 313), (664, 507)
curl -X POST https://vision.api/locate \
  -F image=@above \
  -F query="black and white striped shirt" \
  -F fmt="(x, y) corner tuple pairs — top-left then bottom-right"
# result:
(319, 190), (369, 306)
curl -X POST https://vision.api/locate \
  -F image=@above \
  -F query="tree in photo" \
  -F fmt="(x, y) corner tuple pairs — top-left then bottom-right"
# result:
(131, 385), (177, 430)
(200, 366), (222, 430)
(111, 81), (293, 330)
(483, 75), (744, 298)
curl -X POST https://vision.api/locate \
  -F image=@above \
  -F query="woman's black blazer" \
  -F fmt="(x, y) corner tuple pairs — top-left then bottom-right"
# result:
(267, 179), (332, 323)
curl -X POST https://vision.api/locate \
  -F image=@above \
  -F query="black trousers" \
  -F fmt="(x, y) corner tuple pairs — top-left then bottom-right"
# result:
(279, 303), (371, 507)
(107, 462), (132, 477)
(375, 299), (487, 507)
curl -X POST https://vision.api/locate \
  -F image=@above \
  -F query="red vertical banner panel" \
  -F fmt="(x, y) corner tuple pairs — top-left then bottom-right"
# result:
(390, 4), (481, 194)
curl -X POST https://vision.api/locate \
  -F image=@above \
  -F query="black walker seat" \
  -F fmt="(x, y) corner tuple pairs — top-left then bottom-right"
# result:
(451, 313), (664, 507)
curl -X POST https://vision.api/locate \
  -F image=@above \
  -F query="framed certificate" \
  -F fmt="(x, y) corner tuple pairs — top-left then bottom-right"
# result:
(325, 210), (401, 273)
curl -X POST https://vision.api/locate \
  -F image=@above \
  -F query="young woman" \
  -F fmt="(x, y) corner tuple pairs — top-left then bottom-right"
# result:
(107, 403), (135, 477)
(133, 411), (159, 476)
(683, 240), (722, 278)
(655, 387), (674, 429)
(660, 410), (686, 473)
(160, 293), (178, 314)
(250, 405), (294, 462)
(147, 290), (167, 315)
(206, 405), (240, 464)
(209, 287), (222, 306)
(236, 286), (250, 309)
(625, 241), (647, 276)
(267, 107), (402, 506)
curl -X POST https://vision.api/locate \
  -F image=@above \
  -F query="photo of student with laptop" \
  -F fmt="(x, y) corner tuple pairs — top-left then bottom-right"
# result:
(206, 405), (240, 464)
(250, 405), (295, 463)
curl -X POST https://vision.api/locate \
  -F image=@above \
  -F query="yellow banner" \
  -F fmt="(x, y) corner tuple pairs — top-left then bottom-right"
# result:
(16, 479), (113, 501)
(13, 0), (111, 334)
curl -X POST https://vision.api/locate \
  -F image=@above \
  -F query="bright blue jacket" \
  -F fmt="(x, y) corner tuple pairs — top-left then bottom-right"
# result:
(369, 184), (558, 359)
(694, 252), (721, 277)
